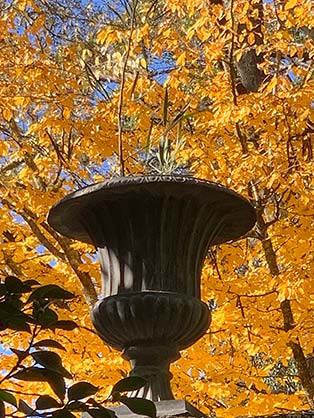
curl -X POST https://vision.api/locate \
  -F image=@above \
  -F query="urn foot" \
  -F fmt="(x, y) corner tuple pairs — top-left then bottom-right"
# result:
(91, 291), (211, 400)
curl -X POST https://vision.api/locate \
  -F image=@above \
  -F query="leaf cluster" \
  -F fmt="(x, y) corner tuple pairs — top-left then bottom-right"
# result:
(0, 276), (156, 418)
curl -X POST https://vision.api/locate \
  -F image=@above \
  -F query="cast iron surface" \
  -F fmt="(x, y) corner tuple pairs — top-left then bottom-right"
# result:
(47, 175), (256, 401)
(48, 175), (256, 298)
(48, 175), (256, 246)
(91, 291), (210, 351)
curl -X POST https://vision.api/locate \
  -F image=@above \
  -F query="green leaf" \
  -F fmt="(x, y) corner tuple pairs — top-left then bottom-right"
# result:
(13, 367), (48, 382)
(18, 400), (34, 415)
(0, 401), (4, 418)
(65, 400), (85, 411)
(28, 285), (75, 303)
(52, 410), (76, 418)
(10, 348), (29, 361)
(31, 351), (72, 379)
(0, 284), (6, 297)
(36, 395), (60, 410)
(33, 339), (66, 351)
(7, 296), (23, 310)
(68, 382), (98, 401)
(24, 279), (40, 287)
(45, 370), (66, 402)
(0, 301), (32, 329)
(120, 397), (156, 418)
(52, 320), (78, 330)
(5, 317), (31, 333)
(5, 276), (31, 293)
(13, 367), (66, 400)
(163, 88), (168, 126)
(37, 308), (59, 328)
(112, 376), (146, 394)
(0, 301), (22, 317)
(165, 102), (190, 133)
(87, 408), (116, 418)
(0, 390), (17, 407)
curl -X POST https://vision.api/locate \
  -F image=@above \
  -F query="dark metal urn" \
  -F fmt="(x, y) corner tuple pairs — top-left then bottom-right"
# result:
(48, 176), (256, 401)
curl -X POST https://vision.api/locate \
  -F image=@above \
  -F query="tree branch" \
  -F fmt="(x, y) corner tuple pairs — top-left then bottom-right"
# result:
(117, 0), (138, 176)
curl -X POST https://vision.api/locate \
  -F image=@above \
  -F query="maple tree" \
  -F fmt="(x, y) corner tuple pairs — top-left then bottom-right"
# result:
(0, 0), (314, 417)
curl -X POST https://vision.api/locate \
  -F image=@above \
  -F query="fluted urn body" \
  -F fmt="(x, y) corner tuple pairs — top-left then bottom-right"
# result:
(48, 176), (256, 400)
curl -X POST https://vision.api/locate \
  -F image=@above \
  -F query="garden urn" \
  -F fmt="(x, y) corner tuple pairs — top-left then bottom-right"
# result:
(48, 175), (256, 401)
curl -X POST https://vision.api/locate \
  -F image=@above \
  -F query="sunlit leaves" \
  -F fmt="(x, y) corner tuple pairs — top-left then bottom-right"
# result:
(1, 0), (314, 416)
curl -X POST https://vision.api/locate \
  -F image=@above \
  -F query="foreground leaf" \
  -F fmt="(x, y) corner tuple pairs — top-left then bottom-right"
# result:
(32, 351), (72, 379)
(52, 410), (76, 418)
(33, 339), (66, 350)
(13, 367), (47, 382)
(112, 376), (146, 393)
(28, 285), (75, 302)
(36, 395), (60, 410)
(10, 348), (28, 361)
(47, 371), (66, 402)
(68, 382), (98, 401)
(5, 317), (31, 333)
(36, 308), (59, 327)
(120, 397), (156, 418)
(0, 401), (5, 418)
(5, 276), (31, 294)
(0, 390), (17, 407)
(52, 320), (78, 330)
(87, 408), (116, 418)
(13, 367), (66, 401)
(0, 284), (6, 297)
(18, 400), (34, 415)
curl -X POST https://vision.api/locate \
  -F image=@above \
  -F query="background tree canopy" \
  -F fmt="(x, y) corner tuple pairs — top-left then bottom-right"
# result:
(0, 0), (313, 416)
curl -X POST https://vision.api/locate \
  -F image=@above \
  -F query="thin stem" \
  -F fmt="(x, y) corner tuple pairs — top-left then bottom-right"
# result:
(228, 0), (248, 154)
(117, 0), (138, 176)
(229, 0), (237, 106)
(0, 325), (39, 384)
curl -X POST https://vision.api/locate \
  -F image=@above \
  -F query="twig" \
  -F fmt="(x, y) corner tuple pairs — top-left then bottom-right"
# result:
(117, 0), (138, 176)
(229, 0), (237, 106)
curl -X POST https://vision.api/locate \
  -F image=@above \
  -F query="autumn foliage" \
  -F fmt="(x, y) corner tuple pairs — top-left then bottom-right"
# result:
(1, 0), (314, 416)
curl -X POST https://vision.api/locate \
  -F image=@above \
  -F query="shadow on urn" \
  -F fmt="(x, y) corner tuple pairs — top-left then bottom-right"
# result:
(48, 175), (256, 401)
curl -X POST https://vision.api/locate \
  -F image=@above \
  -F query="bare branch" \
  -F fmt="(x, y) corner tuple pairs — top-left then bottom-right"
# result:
(117, 0), (139, 176)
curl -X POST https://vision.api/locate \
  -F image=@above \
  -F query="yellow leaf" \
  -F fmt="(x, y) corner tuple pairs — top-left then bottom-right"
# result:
(285, 0), (298, 10)
(265, 76), (278, 93)
(140, 57), (147, 69)
(277, 282), (291, 301)
(177, 52), (186, 66)
(78, 264), (91, 272)
(0, 140), (9, 155)
(96, 28), (108, 44)
(14, 96), (26, 107)
(248, 32), (255, 46)
(63, 107), (71, 119)
(234, 49), (244, 62)
(3, 108), (12, 121)
(17, 0), (27, 10)
(163, 28), (171, 38)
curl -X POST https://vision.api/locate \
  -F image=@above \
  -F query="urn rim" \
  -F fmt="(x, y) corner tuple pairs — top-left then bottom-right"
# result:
(47, 175), (256, 245)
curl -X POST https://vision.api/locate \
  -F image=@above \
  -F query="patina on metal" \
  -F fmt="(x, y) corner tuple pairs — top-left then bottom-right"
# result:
(48, 175), (256, 401)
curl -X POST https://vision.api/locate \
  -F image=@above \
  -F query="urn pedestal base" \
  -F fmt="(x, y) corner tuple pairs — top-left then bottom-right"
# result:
(91, 292), (211, 401)
(83, 400), (207, 418)
(123, 346), (179, 400)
